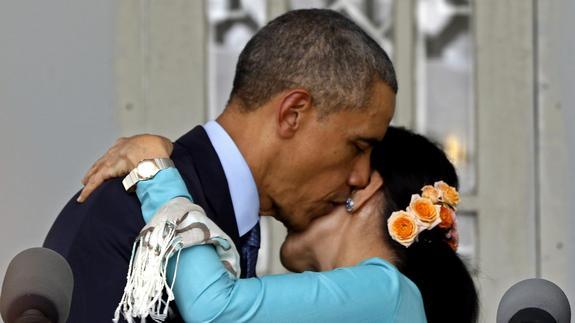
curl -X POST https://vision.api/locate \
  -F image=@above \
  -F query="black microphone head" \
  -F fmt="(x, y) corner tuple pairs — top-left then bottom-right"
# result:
(497, 278), (571, 323)
(1, 248), (73, 323)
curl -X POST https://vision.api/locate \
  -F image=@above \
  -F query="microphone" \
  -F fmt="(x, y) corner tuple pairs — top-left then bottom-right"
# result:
(497, 278), (571, 323)
(1, 248), (73, 323)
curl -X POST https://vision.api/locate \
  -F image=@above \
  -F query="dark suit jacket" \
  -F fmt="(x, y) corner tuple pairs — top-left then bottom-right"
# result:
(44, 126), (241, 322)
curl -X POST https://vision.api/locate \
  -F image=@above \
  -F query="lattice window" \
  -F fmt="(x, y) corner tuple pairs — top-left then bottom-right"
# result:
(291, 0), (395, 57)
(207, 0), (267, 118)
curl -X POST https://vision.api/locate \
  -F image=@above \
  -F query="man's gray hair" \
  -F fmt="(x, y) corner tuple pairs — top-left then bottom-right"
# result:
(229, 9), (397, 115)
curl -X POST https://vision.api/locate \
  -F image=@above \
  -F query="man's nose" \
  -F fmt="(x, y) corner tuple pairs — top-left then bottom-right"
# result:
(347, 151), (371, 190)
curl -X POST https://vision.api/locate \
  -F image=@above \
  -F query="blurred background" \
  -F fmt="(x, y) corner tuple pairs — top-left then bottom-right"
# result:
(0, 0), (573, 321)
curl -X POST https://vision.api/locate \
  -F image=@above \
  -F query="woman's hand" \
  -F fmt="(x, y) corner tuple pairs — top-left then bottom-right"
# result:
(77, 134), (173, 202)
(280, 172), (384, 272)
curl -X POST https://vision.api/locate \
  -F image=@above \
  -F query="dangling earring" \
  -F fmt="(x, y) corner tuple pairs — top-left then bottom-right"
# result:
(345, 198), (355, 213)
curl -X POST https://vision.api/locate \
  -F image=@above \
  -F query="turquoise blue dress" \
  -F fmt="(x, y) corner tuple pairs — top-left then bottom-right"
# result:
(136, 168), (427, 323)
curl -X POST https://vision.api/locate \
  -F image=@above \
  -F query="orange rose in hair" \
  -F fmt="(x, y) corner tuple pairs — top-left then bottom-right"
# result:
(409, 195), (441, 229)
(438, 206), (455, 229)
(387, 211), (419, 247)
(421, 185), (440, 203)
(435, 181), (460, 207)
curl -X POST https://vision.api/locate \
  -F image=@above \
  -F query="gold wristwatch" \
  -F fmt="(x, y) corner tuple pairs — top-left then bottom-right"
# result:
(122, 158), (175, 192)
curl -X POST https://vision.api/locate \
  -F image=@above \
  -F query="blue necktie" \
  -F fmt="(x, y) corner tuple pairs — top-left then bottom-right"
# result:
(240, 222), (260, 278)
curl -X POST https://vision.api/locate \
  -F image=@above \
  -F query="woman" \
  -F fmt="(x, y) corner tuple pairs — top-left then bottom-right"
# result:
(82, 127), (478, 323)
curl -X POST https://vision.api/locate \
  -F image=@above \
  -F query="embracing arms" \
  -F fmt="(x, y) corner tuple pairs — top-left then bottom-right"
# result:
(79, 135), (425, 323)
(137, 168), (406, 323)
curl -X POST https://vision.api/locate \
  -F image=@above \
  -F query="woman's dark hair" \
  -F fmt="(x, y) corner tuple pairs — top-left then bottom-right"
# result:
(372, 126), (479, 323)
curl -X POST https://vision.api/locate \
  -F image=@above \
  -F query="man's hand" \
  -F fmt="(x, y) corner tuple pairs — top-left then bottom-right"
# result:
(77, 134), (173, 202)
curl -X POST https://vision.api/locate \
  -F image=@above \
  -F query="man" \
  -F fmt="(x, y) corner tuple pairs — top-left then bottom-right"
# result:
(44, 9), (397, 322)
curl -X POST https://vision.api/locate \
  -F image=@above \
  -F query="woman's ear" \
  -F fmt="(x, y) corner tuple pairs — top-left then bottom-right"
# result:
(350, 172), (383, 211)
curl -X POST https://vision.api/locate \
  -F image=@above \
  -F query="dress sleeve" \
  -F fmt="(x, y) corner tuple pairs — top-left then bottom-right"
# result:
(136, 167), (192, 222)
(135, 168), (425, 323)
(167, 247), (411, 323)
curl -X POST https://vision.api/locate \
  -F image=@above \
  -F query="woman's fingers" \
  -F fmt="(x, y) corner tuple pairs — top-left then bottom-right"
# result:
(77, 159), (131, 202)
(77, 173), (104, 202)
(81, 158), (104, 185)
(78, 155), (130, 203)
(80, 140), (122, 185)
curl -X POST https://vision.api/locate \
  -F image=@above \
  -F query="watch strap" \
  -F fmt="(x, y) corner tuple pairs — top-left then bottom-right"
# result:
(122, 158), (175, 192)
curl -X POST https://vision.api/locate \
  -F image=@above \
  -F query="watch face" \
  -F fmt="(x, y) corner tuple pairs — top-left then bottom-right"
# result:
(137, 160), (159, 178)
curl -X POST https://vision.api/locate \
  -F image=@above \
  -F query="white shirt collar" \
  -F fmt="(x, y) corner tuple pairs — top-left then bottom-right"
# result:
(203, 120), (259, 236)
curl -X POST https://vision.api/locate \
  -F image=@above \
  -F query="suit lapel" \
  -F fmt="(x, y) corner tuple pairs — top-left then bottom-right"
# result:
(172, 126), (241, 248)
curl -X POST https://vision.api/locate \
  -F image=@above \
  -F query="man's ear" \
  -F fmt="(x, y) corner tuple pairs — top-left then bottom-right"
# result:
(351, 172), (384, 211)
(276, 89), (312, 139)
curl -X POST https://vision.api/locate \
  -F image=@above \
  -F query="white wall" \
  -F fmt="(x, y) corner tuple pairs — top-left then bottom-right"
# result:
(548, 0), (575, 204)
(538, 0), (575, 309)
(0, 0), (118, 292)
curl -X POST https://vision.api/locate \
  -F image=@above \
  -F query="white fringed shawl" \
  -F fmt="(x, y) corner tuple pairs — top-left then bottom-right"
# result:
(113, 197), (241, 323)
